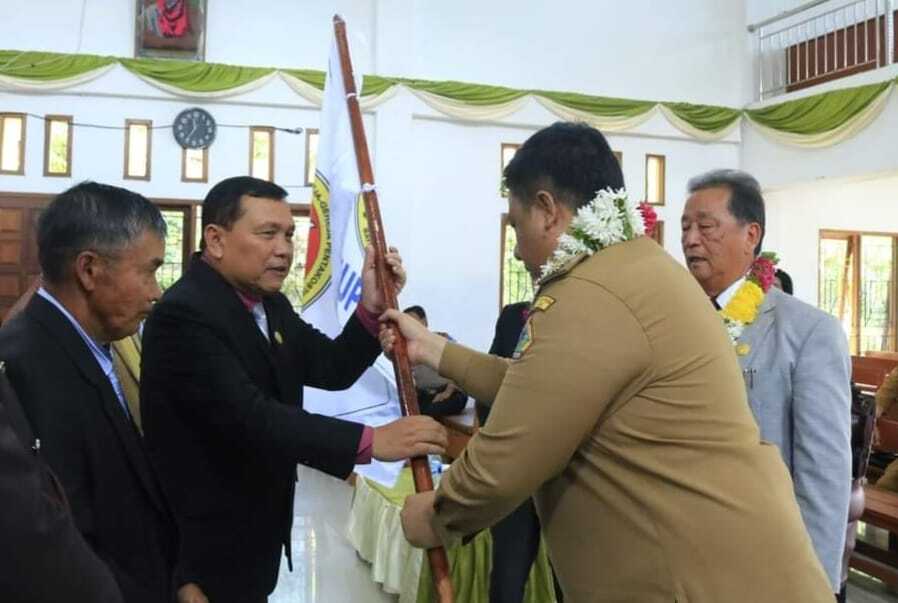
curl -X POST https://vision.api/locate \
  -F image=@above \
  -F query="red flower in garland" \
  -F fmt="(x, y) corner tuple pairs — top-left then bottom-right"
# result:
(748, 252), (779, 293)
(638, 202), (657, 236)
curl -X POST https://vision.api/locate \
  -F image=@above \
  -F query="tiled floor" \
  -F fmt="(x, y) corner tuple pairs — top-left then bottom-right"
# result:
(270, 466), (395, 603)
(272, 466), (898, 602)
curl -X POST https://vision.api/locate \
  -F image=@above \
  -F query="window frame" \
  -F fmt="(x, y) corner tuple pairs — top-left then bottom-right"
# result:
(0, 113), (27, 176)
(123, 119), (153, 181)
(181, 147), (209, 183)
(644, 153), (666, 206)
(43, 114), (73, 178)
(249, 126), (275, 182)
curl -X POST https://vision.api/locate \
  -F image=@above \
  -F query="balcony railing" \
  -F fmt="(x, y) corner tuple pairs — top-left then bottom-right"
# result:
(751, 0), (896, 100)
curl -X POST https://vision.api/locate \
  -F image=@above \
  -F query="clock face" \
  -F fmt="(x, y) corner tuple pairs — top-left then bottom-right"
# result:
(173, 107), (216, 149)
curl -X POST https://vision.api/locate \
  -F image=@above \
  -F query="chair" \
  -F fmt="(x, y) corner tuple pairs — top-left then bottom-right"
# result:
(843, 386), (876, 594)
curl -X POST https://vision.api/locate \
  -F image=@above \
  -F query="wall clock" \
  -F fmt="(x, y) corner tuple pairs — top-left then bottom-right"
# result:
(173, 107), (216, 149)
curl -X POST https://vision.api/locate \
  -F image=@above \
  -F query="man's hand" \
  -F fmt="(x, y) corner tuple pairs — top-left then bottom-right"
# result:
(379, 309), (447, 369)
(373, 416), (448, 461)
(401, 490), (442, 548)
(360, 245), (406, 314)
(177, 583), (209, 603)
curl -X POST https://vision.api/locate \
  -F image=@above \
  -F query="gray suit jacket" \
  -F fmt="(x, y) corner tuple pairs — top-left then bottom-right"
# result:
(737, 287), (852, 590)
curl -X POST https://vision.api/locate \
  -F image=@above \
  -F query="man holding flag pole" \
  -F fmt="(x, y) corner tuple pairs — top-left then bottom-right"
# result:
(139, 25), (448, 603)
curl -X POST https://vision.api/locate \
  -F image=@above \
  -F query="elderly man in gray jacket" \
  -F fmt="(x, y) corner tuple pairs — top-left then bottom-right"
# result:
(681, 169), (852, 596)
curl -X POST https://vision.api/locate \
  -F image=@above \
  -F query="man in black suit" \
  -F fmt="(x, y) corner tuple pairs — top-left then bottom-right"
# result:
(140, 176), (447, 603)
(0, 182), (181, 602)
(0, 361), (123, 603)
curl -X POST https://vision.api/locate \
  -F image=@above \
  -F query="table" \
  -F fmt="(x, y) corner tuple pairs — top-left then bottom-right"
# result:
(347, 468), (557, 603)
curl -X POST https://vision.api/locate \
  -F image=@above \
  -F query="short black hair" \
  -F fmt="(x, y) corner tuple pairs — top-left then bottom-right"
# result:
(775, 269), (793, 295)
(200, 176), (288, 249)
(403, 305), (426, 321)
(38, 181), (166, 285)
(503, 122), (624, 211)
(688, 169), (766, 256)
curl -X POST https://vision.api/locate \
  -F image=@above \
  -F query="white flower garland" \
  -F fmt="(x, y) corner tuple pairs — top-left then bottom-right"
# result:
(540, 188), (645, 280)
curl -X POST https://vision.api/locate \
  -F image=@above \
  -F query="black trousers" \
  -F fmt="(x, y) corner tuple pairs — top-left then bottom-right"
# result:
(489, 498), (563, 602)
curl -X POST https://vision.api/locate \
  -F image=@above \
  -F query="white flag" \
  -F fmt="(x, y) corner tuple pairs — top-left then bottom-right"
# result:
(300, 34), (403, 486)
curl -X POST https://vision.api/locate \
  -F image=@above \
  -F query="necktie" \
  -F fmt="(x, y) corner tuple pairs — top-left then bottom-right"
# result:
(251, 303), (270, 341)
(711, 297), (721, 311)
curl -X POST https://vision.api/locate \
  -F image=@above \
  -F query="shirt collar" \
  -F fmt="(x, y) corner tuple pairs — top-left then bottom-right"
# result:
(36, 287), (115, 377)
(715, 277), (746, 309)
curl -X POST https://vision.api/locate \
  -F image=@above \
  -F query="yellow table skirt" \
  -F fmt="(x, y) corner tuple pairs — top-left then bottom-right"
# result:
(347, 468), (556, 602)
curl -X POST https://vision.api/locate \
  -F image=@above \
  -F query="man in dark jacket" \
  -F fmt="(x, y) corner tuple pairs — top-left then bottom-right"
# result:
(141, 176), (447, 603)
(0, 361), (123, 603)
(0, 182), (179, 603)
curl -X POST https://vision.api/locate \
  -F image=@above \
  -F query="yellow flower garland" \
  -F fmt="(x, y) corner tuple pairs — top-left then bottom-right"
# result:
(720, 281), (764, 324)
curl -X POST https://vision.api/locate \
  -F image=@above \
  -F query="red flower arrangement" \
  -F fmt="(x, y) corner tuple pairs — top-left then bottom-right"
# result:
(748, 252), (779, 293)
(638, 202), (658, 236)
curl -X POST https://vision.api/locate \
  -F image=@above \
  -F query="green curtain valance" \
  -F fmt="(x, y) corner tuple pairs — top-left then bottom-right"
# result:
(745, 80), (894, 135)
(2, 49), (896, 146)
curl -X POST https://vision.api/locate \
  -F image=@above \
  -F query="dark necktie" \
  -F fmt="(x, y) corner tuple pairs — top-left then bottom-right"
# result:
(711, 297), (721, 311)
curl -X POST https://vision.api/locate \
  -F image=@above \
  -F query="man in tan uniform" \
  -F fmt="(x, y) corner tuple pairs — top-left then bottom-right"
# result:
(383, 122), (832, 601)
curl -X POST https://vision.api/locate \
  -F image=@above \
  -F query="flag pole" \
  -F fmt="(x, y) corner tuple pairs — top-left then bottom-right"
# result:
(332, 15), (454, 603)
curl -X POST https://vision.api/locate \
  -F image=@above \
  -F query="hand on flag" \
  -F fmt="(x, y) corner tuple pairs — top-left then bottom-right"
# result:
(360, 245), (406, 314)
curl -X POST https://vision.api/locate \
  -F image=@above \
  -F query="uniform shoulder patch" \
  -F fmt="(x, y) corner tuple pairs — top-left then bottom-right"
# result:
(531, 295), (556, 313)
(512, 320), (533, 359)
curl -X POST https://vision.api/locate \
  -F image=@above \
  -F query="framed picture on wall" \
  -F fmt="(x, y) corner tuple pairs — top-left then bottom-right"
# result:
(135, 0), (207, 61)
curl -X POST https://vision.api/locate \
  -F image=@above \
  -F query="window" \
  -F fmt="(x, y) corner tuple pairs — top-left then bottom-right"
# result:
(645, 154), (666, 205)
(182, 147), (208, 183)
(250, 126), (274, 181)
(499, 214), (534, 308)
(305, 128), (319, 186)
(0, 113), (26, 175)
(281, 209), (311, 312)
(158, 208), (189, 291)
(819, 230), (898, 354)
(124, 119), (152, 180)
(500, 143), (520, 197)
(43, 115), (72, 177)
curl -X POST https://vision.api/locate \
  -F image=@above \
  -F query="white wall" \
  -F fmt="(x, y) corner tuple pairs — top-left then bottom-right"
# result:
(0, 0), (751, 106)
(0, 0), (745, 350)
(763, 171), (898, 305)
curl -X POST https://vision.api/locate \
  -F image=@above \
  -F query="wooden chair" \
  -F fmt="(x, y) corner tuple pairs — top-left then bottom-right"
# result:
(852, 356), (898, 393)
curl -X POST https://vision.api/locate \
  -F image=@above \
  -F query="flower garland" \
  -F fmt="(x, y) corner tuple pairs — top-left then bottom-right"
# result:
(719, 252), (779, 350)
(539, 188), (657, 280)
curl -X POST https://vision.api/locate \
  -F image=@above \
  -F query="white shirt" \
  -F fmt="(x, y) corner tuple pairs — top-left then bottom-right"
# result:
(715, 277), (745, 309)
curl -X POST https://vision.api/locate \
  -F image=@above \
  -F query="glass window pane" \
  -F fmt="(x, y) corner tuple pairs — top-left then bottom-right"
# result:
(860, 234), (894, 352)
(819, 237), (854, 347)
(127, 124), (149, 178)
(128, 124), (150, 178)
(645, 155), (665, 205)
(281, 214), (311, 312)
(159, 210), (185, 291)
(185, 148), (204, 180)
(194, 206), (204, 251)
(48, 120), (69, 174)
(502, 224), (533, 306)
(1, 116), (23, 172)
(252, 130), (271, 181)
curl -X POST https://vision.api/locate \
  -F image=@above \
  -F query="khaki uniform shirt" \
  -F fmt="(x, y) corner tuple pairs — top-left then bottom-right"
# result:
(433, 237), (832, 602)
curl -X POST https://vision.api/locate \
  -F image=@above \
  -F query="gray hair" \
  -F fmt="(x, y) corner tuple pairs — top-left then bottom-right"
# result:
(38, 181), (166, 284)
(687, 169), (765, 256)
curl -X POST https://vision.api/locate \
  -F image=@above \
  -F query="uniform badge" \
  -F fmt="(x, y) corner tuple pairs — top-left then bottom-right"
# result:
(532, 295), (556, 313)
(512, 320), (533, 359)
(735, 342), (750, 356)
(274, 331), (284, 345)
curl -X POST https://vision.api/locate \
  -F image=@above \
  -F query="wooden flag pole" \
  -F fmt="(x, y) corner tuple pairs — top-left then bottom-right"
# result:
(332, 15), (454, 603)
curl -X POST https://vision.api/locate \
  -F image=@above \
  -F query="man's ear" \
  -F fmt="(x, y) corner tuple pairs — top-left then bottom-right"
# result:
(533, 190), (562, 232)
(72, 251), (104, 292)
(204, 224), (226, 260)
(745, 223), (762, 256)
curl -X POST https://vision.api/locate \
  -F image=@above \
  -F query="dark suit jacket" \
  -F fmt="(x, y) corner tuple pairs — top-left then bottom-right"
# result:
(0, 296), (176, 603)
(475, 302), (529, 425)
(140, 256), (381, 601)
(0, 361), (123, 603)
